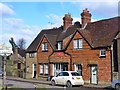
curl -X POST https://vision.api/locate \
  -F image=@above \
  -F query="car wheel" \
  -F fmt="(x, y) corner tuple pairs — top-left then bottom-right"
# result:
(66, 81), (72, 88)
(115, 83), (120, 90)
(51, 80), (55, 86)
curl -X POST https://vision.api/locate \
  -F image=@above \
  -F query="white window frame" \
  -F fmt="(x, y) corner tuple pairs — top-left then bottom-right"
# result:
(44, 64), (48, 75)
(73, 39), (83, 49)
(100, 49), (106, 57)
(42, 42), (48, 51)
(40, 64), (44, 74)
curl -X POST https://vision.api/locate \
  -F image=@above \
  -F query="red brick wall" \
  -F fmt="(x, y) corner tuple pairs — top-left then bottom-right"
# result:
(37, 36), (53, 76)
(66, 32), (112, 84)
(37, 31), (112, 84)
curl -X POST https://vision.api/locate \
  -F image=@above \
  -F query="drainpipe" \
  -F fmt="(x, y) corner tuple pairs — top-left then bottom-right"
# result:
(63, 51), (72, 71)
(48, 51), (54, 80)
(110, 45), (113, 81)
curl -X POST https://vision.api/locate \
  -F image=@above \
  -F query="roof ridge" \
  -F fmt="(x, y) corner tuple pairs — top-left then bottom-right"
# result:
(90, 16), (120, 24)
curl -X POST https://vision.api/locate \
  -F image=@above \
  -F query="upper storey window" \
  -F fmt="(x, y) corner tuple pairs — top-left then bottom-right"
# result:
(42, 42), (48, 51)
(100, 49), (106, 57)
(29, 53), (35, 58)
(57, 41), (62, 50)
(73, 39), (83, 49)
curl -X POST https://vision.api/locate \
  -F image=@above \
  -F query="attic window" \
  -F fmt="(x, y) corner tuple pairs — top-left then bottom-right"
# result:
(57, 41), (62, 50)
(42, 42), (48, 51)
(100, 49), (106, 57)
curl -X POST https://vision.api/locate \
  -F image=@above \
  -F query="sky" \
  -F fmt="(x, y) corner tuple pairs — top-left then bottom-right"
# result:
(0, 0), (119, 49)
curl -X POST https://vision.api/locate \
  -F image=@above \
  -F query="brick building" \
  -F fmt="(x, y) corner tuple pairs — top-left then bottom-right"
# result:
(26, 9), (120, 84)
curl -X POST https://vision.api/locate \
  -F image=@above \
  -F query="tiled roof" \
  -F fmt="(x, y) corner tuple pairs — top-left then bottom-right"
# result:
(27, 16), (120, 52)
(57, 25), (79, 41)
(85, 17), (120, 48)
(27, 27), (63, 52)
(44, 34), (58, 50)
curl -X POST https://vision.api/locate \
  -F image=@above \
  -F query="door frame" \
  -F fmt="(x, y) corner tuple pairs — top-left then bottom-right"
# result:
(90, 65), (98, 84)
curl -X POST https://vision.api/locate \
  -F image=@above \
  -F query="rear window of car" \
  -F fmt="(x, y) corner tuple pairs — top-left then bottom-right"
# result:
(71, 72), (80, 76)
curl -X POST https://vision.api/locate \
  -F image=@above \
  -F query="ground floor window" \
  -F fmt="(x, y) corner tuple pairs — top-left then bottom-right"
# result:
(74, 64), (82, 76)
(40, 64), (49, 75)
(53, 63), (68, 76)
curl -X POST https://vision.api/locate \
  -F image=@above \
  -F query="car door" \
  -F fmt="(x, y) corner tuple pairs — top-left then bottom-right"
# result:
(61, 72), (69, 85)
(55, 72), (64, 85)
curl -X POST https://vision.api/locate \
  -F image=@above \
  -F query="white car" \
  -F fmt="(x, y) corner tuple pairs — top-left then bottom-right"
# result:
(111, 80), (120, 90)
(51, 71), (84, 87)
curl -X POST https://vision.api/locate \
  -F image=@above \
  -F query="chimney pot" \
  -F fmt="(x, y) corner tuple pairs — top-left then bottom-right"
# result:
(81, 8), (92, 28)
(63, 13), (73, 30)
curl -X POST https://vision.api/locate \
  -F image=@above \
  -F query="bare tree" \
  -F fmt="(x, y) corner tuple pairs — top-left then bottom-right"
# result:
(17, 38), (26, 50)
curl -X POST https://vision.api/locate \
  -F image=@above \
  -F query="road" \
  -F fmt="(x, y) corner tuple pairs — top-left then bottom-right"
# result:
(0, 78), (113, 90)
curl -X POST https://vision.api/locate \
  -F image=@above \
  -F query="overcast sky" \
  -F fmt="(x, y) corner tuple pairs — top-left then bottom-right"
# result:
(0, 0), (119, 48)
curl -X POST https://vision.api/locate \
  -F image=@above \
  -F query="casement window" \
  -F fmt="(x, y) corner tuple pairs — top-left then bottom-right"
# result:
(44, 64), (48, 75)
(74, 64), (82, 76)
(100, 49), (106, 57)
(29, 53), (34, 58)
(57, 42), (62, 50)
(73, 39), (83, 49)
(40, 64), (44, 74)
(42, 42), (48, 51)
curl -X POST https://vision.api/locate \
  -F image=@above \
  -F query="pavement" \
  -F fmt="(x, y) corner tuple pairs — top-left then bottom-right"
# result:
(1, 76), (112, 89)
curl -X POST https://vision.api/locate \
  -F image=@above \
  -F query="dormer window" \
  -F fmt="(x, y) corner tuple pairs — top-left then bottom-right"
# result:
(73, 39), (83, 49)
(57, 41), (62, 50)
(42, 42), (48, 51)
(100, 49), (106, 57)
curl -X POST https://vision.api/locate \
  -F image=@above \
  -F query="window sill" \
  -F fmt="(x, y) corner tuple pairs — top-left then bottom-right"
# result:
(45, 74), (48, 76)
(40, 73), (43, 75)
(29, 57), (34, 58)
(99, 56), (106, 58)
(73, 48), (83, 50)
(42, 50), (48, 52)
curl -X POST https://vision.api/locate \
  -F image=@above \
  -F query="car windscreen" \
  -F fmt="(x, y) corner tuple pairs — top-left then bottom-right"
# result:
(71, 72), (80, 76)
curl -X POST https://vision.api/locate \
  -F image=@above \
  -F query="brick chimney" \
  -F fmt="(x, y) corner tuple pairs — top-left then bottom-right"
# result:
(81, 8), (92, 28)
(63, 14), (73, 30)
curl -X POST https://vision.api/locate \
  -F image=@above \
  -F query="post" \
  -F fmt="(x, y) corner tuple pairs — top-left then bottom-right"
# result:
(2, 53), (7, 89)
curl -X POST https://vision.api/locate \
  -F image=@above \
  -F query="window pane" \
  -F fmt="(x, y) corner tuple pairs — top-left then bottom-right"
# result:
(29, 53), (34, 58)
(58, 42), (62, 50)
(74, 40), (77, 49)
(71, 72), (80, 76)
(63, 72), (69, 76)
(76, 64), (82, 76)
(45, 43), (48, 50)
(100, 49), (106, 56)
(78, 39), (83, 48)
(40, 65), (43, 74)
(45, 64), (48, 74)
(42, 44), (44, 51)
